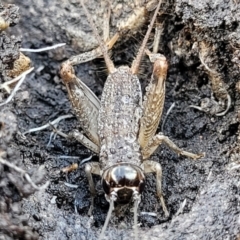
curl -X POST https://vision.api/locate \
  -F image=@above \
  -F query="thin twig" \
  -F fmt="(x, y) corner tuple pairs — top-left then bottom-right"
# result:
(20, 43), (66, 52)
(216, 94), (231, 116)
(47, 131), (57, 147)
(0, 70), (31, 92)
(80, 155), (93, 165)
(140, 212), (157, 217)
(64, 182), (79, 188)
(23, 114), (73, 135)
(161, 102), (175, 132)
(57, 156), (80, 159)
(0, 67), (34, 106)
(0, 156), (49, 190)
(175, 199), (187, 216)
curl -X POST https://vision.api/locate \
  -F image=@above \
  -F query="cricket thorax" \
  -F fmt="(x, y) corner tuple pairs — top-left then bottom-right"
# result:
(98, 66), (143, 170)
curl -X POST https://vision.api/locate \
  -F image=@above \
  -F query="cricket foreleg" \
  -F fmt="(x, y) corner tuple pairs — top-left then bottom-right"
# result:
(141, 160), (169, 217)
(142, 133), (204, 160)
(85, 162), (101, 215)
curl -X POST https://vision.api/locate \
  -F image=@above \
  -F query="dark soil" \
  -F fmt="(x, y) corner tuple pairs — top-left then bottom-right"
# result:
(1, 0), (240, 240)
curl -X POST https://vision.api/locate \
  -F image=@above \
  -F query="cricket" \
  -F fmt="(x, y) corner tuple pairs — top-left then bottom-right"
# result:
(58, 0), (203, 239)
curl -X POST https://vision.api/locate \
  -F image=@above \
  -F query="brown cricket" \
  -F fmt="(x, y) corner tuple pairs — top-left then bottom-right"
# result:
(59, 0), (203, 239)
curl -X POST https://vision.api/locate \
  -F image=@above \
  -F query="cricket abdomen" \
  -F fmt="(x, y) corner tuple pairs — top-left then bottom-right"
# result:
(98, 66), (143, 170)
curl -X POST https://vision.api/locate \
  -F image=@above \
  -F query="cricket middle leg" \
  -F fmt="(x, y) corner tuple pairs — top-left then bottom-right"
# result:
(142, 133), (204, 160)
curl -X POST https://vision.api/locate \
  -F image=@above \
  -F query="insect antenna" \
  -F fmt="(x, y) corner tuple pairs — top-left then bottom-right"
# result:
(131, 0), (162, 74)
(80, 0), (116, 73)
(99, 194), (116, 240)
(133, 197), (140, 240)
(132, 191), (141, 240)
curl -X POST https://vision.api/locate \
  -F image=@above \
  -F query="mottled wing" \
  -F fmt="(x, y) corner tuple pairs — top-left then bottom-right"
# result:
(138, 55), (168, 149)
(65, 74), (100, 146)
